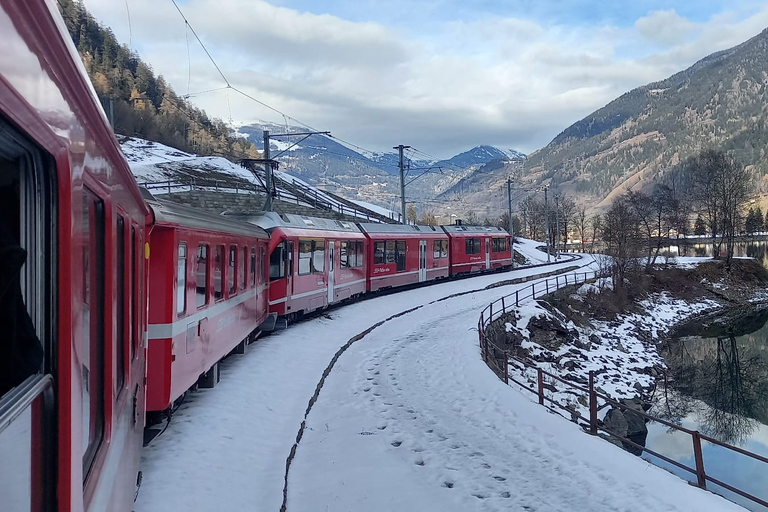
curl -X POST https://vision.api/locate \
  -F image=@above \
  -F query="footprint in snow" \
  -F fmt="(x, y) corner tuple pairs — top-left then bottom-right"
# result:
(391, 440), (402, 447)
(442, 481), (454, 489)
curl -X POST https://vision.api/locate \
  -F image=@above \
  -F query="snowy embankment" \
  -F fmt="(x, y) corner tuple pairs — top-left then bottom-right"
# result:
(136, 251), (742, 512)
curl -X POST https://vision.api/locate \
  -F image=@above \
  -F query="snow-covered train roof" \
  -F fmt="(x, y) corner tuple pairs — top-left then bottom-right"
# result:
(241, 211), (361, 233)
(357, 223), (443, 234)
(148, 199), (269, 239)
(441, 224), (509, 235)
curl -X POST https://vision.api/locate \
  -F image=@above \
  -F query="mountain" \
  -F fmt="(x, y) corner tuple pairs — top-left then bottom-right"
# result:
(237, 121), (524, 217)
(521, 27), (768, 210)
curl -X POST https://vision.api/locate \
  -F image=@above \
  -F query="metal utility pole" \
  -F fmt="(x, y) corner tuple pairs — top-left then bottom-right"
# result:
(394, 144), (411, 224)
(543, 185), (551, 263)
(263, 130), (272, 211)
(260, 129), (331, 212)
(554, 194), (560, 260)
(507, 177), (515, 268)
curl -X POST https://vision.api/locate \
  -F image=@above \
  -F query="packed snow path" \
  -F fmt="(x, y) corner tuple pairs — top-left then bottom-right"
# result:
(135, 250), (743, 512)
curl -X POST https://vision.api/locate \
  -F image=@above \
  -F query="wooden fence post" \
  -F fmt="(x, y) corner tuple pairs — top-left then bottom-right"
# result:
(693, 432), (707, 489)
(589, 371), (598, 435)
(503, 351), (509, 384)
(537, 368), (544, 405)
(546, 280), (549, 295)
(515, 290), (519, 307)
(501, 296), (506, 313)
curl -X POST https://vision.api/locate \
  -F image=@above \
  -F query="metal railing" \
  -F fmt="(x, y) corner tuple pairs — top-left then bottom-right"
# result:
(477, 273), (768, 510)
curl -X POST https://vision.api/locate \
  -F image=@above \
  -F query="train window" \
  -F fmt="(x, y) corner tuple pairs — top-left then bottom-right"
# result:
(131, 227), (138, 358)
(82, 188), (105, 479)
(298, 240), (312, 275)
(395, 241), (406, 271)
(177, 243), (187, 316)
(373, 241), (385, 264)
(115, 216), (126, 393)
(228, 245), (236, 296)
(240, 246), (247, 291)
(340, 241), (348, 268)
(213, 245), (224, 300)
(466, 238), (481, 255)
(196, 245), (209, 308)
(313, 240), (325, 273)
(385, 241), (396, 264)
(492, 237), (507, 253)
(260, 247), (266, 283)
(355, 241), (365, 267)
(250, 247), (257, 286)
(433, 240), (448, 258)
(270, 242), (286, 280)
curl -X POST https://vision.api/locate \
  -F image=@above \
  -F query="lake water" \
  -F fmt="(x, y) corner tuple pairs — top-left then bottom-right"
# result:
(668, 239), (768, 269)
(643, 310), (768, 511)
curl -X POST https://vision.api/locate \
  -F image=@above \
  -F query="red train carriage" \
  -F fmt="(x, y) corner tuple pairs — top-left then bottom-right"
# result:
(145, 200), (270, 412)
(442, 225), (513, 275)
(359, 223), (449, 292)
(0, 1), (149, 511)
(250, 212), (366, 320)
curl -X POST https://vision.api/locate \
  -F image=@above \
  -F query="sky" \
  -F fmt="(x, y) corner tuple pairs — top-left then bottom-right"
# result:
(81, 0), (768, 159)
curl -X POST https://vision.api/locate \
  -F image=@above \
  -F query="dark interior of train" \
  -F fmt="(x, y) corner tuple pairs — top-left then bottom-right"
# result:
(0, 150), (43, 398)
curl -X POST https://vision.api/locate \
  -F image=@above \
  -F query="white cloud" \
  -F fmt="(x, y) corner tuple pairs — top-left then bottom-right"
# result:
(635, 10), (695, 46)
(80, 0), (768, 157)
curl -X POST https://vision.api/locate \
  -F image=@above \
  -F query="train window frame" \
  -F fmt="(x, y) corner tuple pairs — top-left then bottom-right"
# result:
(433, 240), (448, 259)
(340, 241), (349, 268)
(240, 246), (247, 291)
(115, 216), (126, 393)
(196, 244), (209, 308)
(312, 240), (325, 273)
(373, 241), (385, 264)
(259, 246), (266, 283)
(269, 242), (286, 281)
(466, 238), (481, 255)
(250, 247), (257, 287)
(395, 241), (406, 271)
(298, 240), (312, 275)
(81, 188), (105, 480)
(492, 237), (507, 253)
(177, 243), (187, 316)
(131, 226), (139, 359)
(213, 245), (225, 301)
(228, 245), (237, 296)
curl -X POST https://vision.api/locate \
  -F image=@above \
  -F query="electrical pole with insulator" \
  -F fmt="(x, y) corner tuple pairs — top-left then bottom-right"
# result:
(263, 130), (272, 211)
(544, 185), (551, 263)
(507, 177), (514, 268)
(394, 144), (411, 224)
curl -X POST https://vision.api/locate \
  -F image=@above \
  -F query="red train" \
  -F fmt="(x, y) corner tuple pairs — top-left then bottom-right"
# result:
(0, 1), (148, 510)
(0, 3), (515, 511)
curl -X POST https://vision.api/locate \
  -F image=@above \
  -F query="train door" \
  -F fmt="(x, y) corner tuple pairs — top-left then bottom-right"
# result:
(327, 240), (335, 303)
(418, 240), (427, 282)
(485, 238), (491, 269)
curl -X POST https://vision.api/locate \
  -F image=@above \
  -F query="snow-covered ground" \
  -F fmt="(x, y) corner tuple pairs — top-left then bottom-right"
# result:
(136, 255), (744, 512)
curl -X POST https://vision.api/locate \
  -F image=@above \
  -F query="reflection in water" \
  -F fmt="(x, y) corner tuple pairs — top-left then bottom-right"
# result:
(674, 240), (768, 269)
(657, 312), (768, 445)
(645, 311), (768, 510)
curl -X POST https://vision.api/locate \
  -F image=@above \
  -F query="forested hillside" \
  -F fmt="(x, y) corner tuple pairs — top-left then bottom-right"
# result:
(522, 27), (768, 209)
(56, 0), (258, 160)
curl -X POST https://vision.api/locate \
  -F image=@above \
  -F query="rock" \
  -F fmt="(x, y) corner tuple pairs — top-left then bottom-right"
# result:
(589, 334), (601, 345)
(620, 398), (650, 437)
(602, 408), (628, 438)
(527, 314), (576, 351)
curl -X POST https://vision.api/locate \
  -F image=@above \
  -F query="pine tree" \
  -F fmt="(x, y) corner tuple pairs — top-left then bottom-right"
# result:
(694, 214), (707, 235)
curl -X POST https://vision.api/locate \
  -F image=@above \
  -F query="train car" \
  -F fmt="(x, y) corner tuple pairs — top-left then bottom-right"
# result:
(0, 1), (149, 511)
(442, 224), (513, 275)
(358, 223), (449, 292)
(145, 199), (271, 412)
(249, 212), (366, 321)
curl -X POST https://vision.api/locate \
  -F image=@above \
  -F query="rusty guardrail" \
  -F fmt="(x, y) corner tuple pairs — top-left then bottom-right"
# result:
(478, 271), (768, 510)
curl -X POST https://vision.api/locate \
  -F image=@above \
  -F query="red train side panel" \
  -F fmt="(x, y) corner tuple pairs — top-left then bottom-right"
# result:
(145, 200), (270, 412)
(358, 223), (449, 292)
(442, 225), (513, 275)
(249, 212), (366, 318)
(0, 1), (149, 511)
